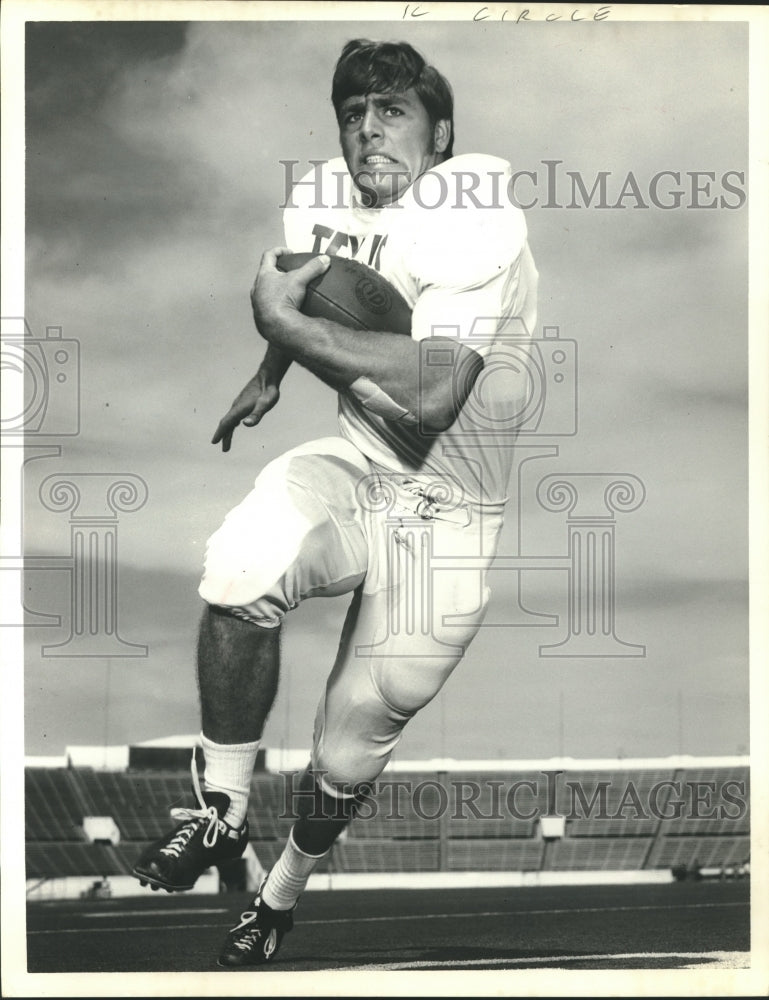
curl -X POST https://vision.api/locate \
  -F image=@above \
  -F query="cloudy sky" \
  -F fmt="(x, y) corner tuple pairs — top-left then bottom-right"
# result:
(13, 12), (751, 761)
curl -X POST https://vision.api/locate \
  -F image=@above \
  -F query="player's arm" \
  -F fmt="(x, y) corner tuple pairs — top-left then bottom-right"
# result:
(211, 344), (292, 452)
(251, 248), (483, 432)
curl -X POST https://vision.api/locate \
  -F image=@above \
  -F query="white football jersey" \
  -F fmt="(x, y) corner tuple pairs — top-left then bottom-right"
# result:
(282, 154), (539, 504)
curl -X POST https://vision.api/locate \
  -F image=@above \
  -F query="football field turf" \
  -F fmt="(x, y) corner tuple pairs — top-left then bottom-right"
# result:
(26, 879), (749, 974)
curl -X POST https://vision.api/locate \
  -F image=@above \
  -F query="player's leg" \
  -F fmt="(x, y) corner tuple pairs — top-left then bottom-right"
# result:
(197, 605), (281, 745)
(217, 756), (368, 968)
(220, 587), (480, 968)
(132, 438), (371, 894)
(193, 606), (280, 827)
(311, 497), (503, 790)
(217, 587), (371, 968)
(218, 502), (502, 965)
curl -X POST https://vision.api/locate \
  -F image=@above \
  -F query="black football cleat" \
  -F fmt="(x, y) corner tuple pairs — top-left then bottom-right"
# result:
(218, 880), (294, 968)
(132, 786), (248, 893)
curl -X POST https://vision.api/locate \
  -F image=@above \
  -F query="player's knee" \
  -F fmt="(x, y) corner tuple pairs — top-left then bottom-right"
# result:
(197, 514), (296, 628)
(198, 583), (287, 629)
(312, 737), (389, 793)
(310, 671), (416, 789)
(374, 660), (454, 718)
(401, 578), (492, 695)
(198, 538), (290, 627)
(291, 766), (370, 823)
(203, 602), (280, 630)
(372, 585), (491, 716)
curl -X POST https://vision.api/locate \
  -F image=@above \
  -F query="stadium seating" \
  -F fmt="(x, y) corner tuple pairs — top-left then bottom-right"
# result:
(646, 835), (750, 870)
(75, 769), (196, 840)
(334, 838), (441, 872)
(547, 836), (654, 871)
(348, 772), (447, 840)
(445, 771), (543, 839)
(656, 767), (750, 836)
(247, 775), (299, 841)
(560, 769), (674, 837)
(26, 842), (131, 879)
(25, 769), (89, 841)
(24, 760), (750, 883)
(447, 839), (544, 871)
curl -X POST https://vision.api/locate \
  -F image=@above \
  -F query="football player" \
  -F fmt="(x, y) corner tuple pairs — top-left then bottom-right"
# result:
(133, 38), (538, 967)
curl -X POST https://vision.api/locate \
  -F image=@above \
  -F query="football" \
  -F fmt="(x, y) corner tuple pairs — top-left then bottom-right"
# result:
(276, 252), (412, 336)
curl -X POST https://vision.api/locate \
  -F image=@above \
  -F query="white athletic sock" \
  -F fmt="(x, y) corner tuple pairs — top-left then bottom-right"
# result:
(262, 829), (327, 911)
(200, 733), (260, 828)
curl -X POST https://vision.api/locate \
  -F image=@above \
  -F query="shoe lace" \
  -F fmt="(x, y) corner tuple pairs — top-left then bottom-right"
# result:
(231, 910), (262, 951)
(160, 748), (224, 855)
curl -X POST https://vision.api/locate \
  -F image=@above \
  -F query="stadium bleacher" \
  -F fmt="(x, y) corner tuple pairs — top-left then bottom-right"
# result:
(643, 766), (751, 873)
(447, 839), (544, 871)
(24, 752), (750, 888)
(26, 841), (131, 879)
(547, 836), (654, 871)
(646, 834), (750, 870)
(560, 769), (674, 838)
(25, 769), (89, 841)
(656, 766), (750, 836)
(348, 772), (448, 840)
(335, 838), (441, 873)
(248, 775), (304, 842)
(444, 771), (543, 840)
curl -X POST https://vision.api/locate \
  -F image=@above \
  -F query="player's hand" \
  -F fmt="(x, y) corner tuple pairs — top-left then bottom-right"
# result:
(211, 371), (281, 452)
(250, 247), (330, 344)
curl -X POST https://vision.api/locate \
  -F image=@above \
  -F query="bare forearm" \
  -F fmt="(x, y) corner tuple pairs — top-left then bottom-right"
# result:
(211, 344), (291, 452)
(250, 248), (482, 431)
(259, 343), (293, 386)
(265, 312), (412, 392)
(262, 311), (481, 431)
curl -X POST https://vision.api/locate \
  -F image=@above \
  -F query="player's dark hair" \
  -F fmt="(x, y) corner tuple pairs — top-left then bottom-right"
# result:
(332, 39), (454, 159)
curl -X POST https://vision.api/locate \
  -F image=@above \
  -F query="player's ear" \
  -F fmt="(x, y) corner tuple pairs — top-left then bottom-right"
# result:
(433, 119), (451, 155)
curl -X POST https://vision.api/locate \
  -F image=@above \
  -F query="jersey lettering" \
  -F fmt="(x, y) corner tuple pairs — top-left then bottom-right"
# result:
(311, 224), (334, 254)
(368, 234), (388, 271)
(310, 224), (385, 269)
(310, 225), (360, 259)
(326, 231), (359, 257)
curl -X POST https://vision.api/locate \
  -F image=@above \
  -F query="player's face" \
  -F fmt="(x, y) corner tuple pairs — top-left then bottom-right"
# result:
(338, 89), (450, 208)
